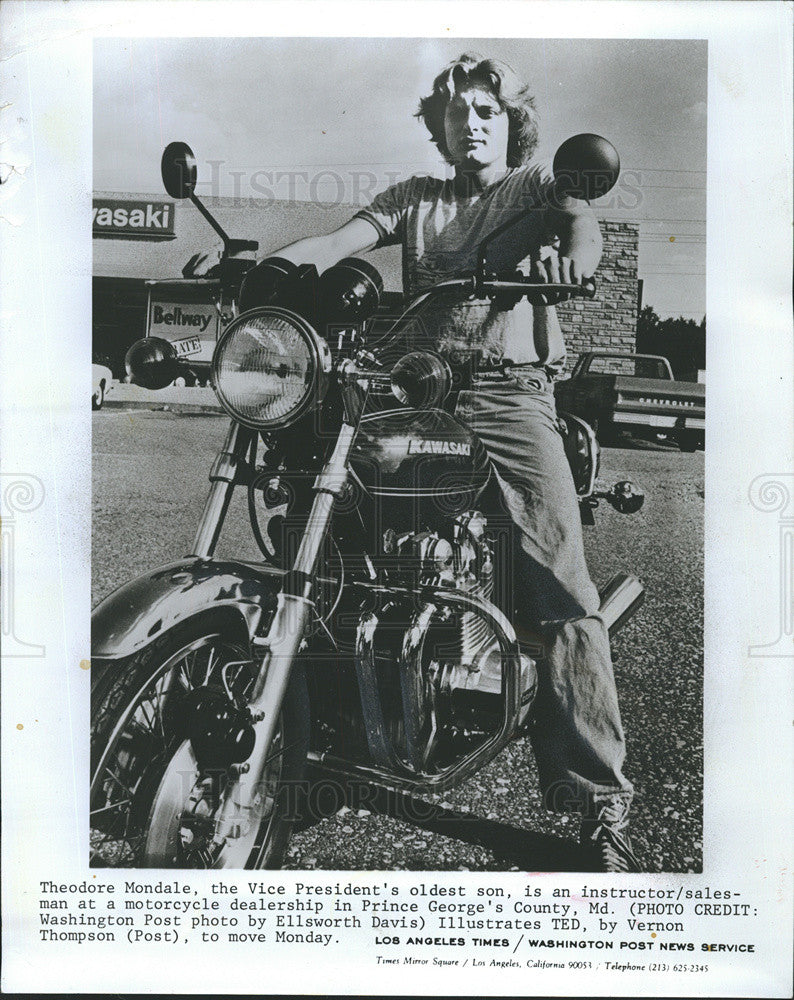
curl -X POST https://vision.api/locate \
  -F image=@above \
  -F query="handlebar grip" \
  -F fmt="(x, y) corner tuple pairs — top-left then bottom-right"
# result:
(227, 238), (259, 254)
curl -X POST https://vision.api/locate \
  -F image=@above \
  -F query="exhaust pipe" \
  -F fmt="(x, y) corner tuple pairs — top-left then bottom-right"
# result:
(599, 572), (645, 637)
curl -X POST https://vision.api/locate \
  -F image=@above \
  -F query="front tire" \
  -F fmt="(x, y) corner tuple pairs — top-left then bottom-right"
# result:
(92, 382), (105, 410)
(90, 614), (309, 869)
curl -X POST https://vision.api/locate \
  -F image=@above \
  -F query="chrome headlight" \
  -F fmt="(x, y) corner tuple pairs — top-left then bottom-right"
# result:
(212, 307), (330, 429)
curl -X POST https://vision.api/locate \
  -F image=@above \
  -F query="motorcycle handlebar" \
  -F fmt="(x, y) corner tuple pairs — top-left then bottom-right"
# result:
(410, 274), (596, 302)
(227, 238), (259, 254)
(478, 277), (596, 300)
(363, 272), (598, 359)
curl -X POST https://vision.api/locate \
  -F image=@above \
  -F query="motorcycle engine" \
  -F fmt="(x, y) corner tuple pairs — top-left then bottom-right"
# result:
(403, 512), (536, 755)
(383, 509), (494, 664)
(307, 509), (537, 771)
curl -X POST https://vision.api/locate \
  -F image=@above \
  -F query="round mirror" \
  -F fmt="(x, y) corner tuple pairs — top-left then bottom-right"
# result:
(161, 141), (198, 199)
(125, 337), (180, 390)
(552, 133), (620, 201)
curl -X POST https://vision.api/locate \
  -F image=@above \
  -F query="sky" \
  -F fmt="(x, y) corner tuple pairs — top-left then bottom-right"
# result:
(94, 37), (707, 319)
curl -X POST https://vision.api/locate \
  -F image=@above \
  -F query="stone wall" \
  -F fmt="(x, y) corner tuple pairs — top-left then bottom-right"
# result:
(556, 220), (639, 372)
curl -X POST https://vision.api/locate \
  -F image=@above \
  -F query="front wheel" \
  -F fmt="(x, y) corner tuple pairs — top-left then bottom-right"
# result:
(92, 382), (105, 410)
(90, 615), (309, 869)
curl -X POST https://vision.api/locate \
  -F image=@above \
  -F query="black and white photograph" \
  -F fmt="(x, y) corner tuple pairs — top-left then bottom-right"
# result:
(2, 3), (792, 995)
(90, 36), (706, 874)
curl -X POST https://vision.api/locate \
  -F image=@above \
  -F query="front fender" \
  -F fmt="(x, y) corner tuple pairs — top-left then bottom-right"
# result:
(92, 558), (284, 659)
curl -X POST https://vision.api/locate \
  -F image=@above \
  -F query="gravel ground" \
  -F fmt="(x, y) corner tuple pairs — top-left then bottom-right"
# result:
(93, 410), (703, 873)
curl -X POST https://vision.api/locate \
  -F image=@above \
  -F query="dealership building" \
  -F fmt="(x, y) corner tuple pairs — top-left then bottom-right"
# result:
(92, 191), (640, 377)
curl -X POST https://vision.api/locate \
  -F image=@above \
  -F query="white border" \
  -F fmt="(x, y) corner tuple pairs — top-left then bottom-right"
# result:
(1, 2), (792, 996)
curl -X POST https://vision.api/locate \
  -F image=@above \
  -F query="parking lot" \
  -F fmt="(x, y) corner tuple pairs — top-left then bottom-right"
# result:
(93, 408), (704, 872)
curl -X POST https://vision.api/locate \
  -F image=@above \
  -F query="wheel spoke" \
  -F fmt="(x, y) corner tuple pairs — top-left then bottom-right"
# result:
(137, 699), (157, 734)
(187, 649), (199, 685)
(154, 684), (167, 742)
(91, 799), (131, 816)
(104, 766), (134, 798)
(204, 648), (218, 687)
(91, 631), (300, 870)
(178, 660), (192, 690)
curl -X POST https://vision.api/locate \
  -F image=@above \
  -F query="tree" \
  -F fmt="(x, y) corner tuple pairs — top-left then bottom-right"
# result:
(637, 306), (706, 379)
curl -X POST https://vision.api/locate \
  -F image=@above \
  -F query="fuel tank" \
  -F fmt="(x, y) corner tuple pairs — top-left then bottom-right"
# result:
(349, 408), (490, 522)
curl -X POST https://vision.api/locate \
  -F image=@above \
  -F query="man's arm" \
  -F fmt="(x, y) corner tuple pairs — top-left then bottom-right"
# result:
(535, 196), (603, 286)
(271, 215), (381, 272)
(184, 215), (381, 278)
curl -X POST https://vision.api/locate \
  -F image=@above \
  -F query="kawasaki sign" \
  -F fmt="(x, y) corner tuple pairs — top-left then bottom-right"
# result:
(92, 199), (176, 239)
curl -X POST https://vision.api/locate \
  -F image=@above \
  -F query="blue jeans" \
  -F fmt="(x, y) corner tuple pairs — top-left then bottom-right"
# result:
(456, 370), (634, 822)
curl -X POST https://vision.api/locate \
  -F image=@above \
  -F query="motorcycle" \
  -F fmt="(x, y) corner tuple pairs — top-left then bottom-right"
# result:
(90, 136), (645, 869)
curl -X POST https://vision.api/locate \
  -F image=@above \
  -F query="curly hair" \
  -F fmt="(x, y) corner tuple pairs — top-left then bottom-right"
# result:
(415, 53), (540, 168)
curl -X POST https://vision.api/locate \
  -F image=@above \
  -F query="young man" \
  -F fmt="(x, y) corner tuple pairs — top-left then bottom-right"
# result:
(199, 53), (640, 871)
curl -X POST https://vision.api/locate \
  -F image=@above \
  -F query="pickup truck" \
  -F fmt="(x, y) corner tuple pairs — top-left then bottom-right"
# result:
(554, 352), (705, 451)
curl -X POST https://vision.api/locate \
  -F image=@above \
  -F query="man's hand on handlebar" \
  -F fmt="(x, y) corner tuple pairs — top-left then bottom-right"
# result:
(183, 245), (225, 278)
(529, 254), (593, 305)
(183, 241), (259, 280)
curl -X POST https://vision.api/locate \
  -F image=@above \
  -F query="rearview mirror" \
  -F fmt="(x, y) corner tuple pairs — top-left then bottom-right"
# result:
(161, 141), (198, 199)
(552, 133), (621, 201)
(125, 337), (180, 390)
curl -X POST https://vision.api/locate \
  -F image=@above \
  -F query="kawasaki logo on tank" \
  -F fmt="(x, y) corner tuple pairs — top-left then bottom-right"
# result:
(407, 440), (471, 456)
(92, 199), (176, 239)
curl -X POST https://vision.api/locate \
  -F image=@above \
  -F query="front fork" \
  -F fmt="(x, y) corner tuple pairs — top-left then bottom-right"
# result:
(190, 421), (256, 559)
(203, 421), (358, 835)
